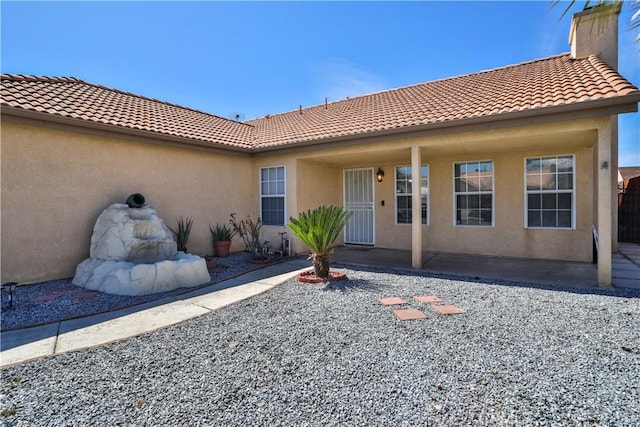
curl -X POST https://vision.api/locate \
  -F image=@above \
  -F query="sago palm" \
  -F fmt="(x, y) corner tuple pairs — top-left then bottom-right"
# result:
(287, 205), (352, 279)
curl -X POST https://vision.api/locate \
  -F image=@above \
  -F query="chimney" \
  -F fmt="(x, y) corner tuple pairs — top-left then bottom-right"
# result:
(569, 4), (621, 69)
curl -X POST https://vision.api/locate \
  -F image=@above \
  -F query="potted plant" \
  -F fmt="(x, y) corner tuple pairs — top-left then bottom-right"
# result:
(210, 222), (236, 257)
(287, 205), (352, 282)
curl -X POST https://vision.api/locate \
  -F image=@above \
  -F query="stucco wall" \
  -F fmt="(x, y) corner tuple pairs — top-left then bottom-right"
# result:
(371, 147), (594, 262)
(370, 153), (594, 261)
(1, 121), (254, 284)
(267, 118), (602, 263)
(2, 115), (608, 284)
(250, 156), (342, 256)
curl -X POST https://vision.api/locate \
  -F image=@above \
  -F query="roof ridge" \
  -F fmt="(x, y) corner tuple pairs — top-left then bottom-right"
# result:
(1, 73), (255, 129)
(1, 74), (83, 83)
(248, 52), (574, 122)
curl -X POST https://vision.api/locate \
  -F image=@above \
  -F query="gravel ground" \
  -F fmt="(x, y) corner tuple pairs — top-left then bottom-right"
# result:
(0, 252), (262, 331)
(1, 267), (639, 426)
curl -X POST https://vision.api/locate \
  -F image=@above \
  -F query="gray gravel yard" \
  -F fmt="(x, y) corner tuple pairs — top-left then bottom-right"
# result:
(1, 268), (639, 426)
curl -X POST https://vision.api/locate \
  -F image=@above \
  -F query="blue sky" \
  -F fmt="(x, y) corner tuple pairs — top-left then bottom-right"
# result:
(2, 1), (638, 165)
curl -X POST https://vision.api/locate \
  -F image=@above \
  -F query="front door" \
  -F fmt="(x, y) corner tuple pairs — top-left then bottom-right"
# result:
(343, 168), (375, 245)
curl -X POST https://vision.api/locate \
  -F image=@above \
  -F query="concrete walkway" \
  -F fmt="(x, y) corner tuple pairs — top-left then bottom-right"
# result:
(3, 245), (639, 368)
(1, 260), (310, 368)
(614, 242), (640, 289)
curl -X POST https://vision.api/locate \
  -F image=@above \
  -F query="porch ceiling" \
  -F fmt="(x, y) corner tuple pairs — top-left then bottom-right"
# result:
(297, 129), (595, 167)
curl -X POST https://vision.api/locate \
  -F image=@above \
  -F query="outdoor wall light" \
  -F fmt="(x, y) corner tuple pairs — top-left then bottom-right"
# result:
(376, 168), (385, 183)
(1, 281), (18, 309)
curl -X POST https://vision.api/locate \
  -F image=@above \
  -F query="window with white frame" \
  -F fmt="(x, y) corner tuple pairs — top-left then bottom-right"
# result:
(260, 166), (285, 226)
(454, 161), (494, 226)
(525, 155), (574, 229)
(396, 165), (428, 224)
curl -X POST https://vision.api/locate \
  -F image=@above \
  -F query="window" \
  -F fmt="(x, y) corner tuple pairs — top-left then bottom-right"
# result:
(260, 166), (285, 226)
(525, 155), (574, 229)
(396, 165), (428, 224)
(454, 161), (494, 226)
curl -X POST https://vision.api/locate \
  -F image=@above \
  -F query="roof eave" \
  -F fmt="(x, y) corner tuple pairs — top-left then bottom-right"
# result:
(0, 105), (254, 156)
(251, 94), (640, 154)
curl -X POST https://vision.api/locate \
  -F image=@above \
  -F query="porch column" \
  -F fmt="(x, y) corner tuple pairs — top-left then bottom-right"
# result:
(411, 145), (422, 268)
(611, 116), (619, 253)
(597, 121), (613, 286)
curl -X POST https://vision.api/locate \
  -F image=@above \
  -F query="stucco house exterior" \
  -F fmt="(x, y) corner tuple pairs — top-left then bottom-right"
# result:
(2, 8), (639, 287)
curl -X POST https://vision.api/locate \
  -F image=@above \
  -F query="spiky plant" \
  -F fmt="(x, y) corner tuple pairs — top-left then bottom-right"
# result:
(287, 205), (352, 279)
(169, 216), (193, 252)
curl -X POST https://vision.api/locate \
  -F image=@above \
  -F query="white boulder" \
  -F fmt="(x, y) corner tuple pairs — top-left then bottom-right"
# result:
(73, 202), (210, 295)
(73, 252), (211, 296)
(89, 204), (177, 263)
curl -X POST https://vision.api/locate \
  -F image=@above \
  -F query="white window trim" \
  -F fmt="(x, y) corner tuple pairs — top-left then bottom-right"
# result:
(452, 160), (495, 227)
(523, 155), (576, 230)
(259, 165), (286, 226)
(394, 164), (429, 226)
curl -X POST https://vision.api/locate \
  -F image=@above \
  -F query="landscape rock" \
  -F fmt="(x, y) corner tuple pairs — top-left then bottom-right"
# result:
(73, 252), (210, 295)
(72, 202), (210, 295)
(89, 203), (176, 263)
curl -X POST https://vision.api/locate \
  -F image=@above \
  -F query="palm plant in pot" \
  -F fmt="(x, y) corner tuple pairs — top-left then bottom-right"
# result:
(210, 223), (236, 257)
(287, 205), (352, 281)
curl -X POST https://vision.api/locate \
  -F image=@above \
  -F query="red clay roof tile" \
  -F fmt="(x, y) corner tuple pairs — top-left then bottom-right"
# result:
(2, 53), (638, 151)
(246, 54), (639, 148)
(0, 74), (255, 149)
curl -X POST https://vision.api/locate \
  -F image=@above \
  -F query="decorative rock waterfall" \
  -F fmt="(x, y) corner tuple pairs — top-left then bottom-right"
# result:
(73, 195), (210, 295)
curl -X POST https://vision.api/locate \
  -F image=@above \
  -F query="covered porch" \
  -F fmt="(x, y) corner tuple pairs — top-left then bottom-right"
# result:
(284, 117), (616, 286)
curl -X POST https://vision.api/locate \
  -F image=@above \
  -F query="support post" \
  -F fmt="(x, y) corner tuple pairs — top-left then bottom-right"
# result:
(411, 145), (422, 268)
(597, 121), (613, 286)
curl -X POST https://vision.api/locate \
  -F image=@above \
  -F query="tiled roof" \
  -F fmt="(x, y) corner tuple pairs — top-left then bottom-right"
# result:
(0, 74), (255, 149)
(247, 54), (640, 148)
(2, 53), (639, 151)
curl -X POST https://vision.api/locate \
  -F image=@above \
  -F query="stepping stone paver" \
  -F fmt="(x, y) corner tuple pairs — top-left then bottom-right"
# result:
(393, 308), (427, 321)
(51, 286), (77, 292)
(432, 304), (466, 315)
(378, 297), (407, 306)
(414, 295), (443, 303)
(30, 294), (61, 302)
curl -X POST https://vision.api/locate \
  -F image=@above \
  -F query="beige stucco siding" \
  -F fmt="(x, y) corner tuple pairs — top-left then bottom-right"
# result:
(1, 115), (610, 284)
(1, 121), (254, 284)
(264, 118), (603, 263)
(368, 147), (592, 262)
(251, 156), (343, 254)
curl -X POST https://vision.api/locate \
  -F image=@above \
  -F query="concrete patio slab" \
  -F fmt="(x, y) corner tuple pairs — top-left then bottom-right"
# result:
(333, 247), (612, 288)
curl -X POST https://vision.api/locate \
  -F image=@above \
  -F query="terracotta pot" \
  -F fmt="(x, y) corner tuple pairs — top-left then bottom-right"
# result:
(213, 240), (231, 257)
(297, 269), (348, 283)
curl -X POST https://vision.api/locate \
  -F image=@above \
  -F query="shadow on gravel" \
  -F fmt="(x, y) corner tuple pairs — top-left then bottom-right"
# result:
(321, 278), (388, 293)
